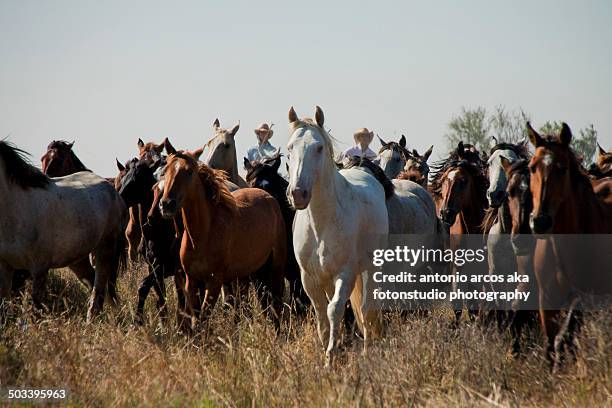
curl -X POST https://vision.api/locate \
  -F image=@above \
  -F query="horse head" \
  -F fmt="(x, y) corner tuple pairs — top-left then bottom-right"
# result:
(486, 137), (529, 208)
(286, 106), (333, 209)
(377, 135), (410, 179)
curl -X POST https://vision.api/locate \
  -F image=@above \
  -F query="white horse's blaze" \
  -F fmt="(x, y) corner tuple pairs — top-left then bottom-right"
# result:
(543, 154), (553, 167)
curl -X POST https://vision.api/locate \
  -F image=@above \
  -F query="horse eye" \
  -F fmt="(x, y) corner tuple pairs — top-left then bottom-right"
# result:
(316, 145), (323, 153)
(529, 165), (536, 174)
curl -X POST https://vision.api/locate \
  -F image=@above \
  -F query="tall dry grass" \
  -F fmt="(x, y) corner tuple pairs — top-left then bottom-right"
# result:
(1, 263), (611, 407)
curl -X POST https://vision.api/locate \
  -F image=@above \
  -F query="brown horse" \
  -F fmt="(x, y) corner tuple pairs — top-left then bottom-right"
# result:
(431, 141), (488, 234)
(430, 142), (489, 319)
(159, 153), (287, 330)
(527, 122), (612, 371)
(588, 143), (612, 179)
(41, 140), (89, 176)
(397, 146), (433, 188)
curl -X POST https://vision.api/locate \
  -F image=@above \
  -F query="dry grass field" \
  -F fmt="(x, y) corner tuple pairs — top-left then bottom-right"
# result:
(1, 263), (611, 407)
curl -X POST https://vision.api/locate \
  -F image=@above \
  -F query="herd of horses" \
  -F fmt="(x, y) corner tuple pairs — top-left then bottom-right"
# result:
(1, 106), (611, 370)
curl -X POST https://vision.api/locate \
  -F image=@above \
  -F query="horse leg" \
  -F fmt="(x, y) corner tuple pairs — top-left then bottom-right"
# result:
(326, 267), (356, 367)
(88, 239), (119, 321)
(301, 270), (331, 350)
(173, 269), (188, 332)
(31, 268), (49, 312)
(183, 274), (203, 332)
(68, 258), (95, 291)
(199, 279), (222, 332)
(136, 270), (157, 325)
(125, 208), (141, 262)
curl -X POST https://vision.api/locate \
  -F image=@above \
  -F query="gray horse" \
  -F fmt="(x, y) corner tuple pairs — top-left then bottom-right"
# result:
(0, 141), (126, 320)
(204, 118), (248, 188)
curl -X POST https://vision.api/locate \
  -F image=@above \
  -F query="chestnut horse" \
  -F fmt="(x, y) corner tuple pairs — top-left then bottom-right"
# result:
(588, 143), (612, 179)
(159, 153), (286, 330)
(527, 122), (612, 371)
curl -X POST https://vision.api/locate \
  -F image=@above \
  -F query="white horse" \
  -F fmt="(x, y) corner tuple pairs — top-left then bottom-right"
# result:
(287, 107), (388, 365)
(485, 137), (529, 308)
(0, 141), (126, 320)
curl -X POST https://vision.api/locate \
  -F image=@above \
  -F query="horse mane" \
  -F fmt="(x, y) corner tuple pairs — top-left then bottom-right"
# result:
(47, 140), (90, 172)
(489, 142), (530, 160)
(430, 144), (487, 199)
(397, 168), (425, 183)
(0, 141), (50, 189)
(342, 156), (395, 199)
(197, 163), (236, 211)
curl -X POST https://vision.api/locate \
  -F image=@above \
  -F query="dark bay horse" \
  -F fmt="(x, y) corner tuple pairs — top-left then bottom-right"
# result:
(0, 141), (126, 320)
(430, 142), (489, 319)
(159, 154), (287, 330)
(244, 153), (310, 313)
(118, 155), (185, 325)
(527, 122), (612, 371)
(500, 157), (539, 354)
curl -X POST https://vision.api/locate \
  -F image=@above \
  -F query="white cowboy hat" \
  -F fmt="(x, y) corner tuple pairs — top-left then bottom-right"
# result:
(354, 128), (374, 144)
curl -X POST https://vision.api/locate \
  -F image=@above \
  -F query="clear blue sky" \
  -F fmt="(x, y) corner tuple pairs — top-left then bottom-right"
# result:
(1, 0), (610, 176)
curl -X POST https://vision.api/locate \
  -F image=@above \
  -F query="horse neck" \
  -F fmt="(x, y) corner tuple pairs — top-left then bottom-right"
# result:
(554, 175), (607, 233)
(305, 160), (344, 228)
(180, 180), (215, 248)
(459, 190), (487, 234)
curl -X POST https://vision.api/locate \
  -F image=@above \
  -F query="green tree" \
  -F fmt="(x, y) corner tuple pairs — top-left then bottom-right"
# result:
(445, 106), (530, 153)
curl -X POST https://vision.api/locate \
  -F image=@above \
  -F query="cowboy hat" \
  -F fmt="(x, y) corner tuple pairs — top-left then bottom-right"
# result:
(254, 123), (274, 138)
(354, 128), (374, 144)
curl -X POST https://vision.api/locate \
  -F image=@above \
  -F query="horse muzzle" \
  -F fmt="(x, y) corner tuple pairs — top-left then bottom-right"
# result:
(529, 213), (553, 234)
(290, 187), (311, 210)
(487, 190), (506, 208)
(440, 207), (458, 226)
(159, 198), (177, 219)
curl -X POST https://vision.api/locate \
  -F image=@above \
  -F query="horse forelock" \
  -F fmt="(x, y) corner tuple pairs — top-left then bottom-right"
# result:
(378, 142), (411, 160)
(0, 141), (50, 189)
(290, 119), (337, 161)
(430, 159), (488, 201)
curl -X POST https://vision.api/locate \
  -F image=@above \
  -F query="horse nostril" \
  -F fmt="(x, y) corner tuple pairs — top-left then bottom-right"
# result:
(302, 190), (308, 199)
(161, 198), (176, 212)
(530, 213), (553, 233)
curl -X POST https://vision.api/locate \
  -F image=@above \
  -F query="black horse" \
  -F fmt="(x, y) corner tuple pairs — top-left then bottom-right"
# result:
(244, 154), (310, 314)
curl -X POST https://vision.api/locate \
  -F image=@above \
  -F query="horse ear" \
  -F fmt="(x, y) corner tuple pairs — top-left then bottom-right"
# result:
(598, 143), (606, 156)
(412, 149), (419, 157)
(192, 147), (204, 160)
(285, 163), (289, 174)
(489, 135), (498, 150)
(377, 135), (388, 146)
(213, 118), (220, 130)
(457, 141), (465, 158)
(229, 121), (240, 137)
(518, 136), (528, 147)
(559, 122), (572, 146)
(137, 138), (145, 149)
(289, 106), (298, 123)
(270, 156), (282, 172)
(500, 156), (513, 174)
(423, 145), (434, 162)
(399, 135), (406, 148)
(116, 159), (125, 172)
(526, 122), (544, 147)
(315, 106), (325, 128)
(68, 140), (75, 149)
(244, 157), (252, 171)
(164, 138), (177, 155)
